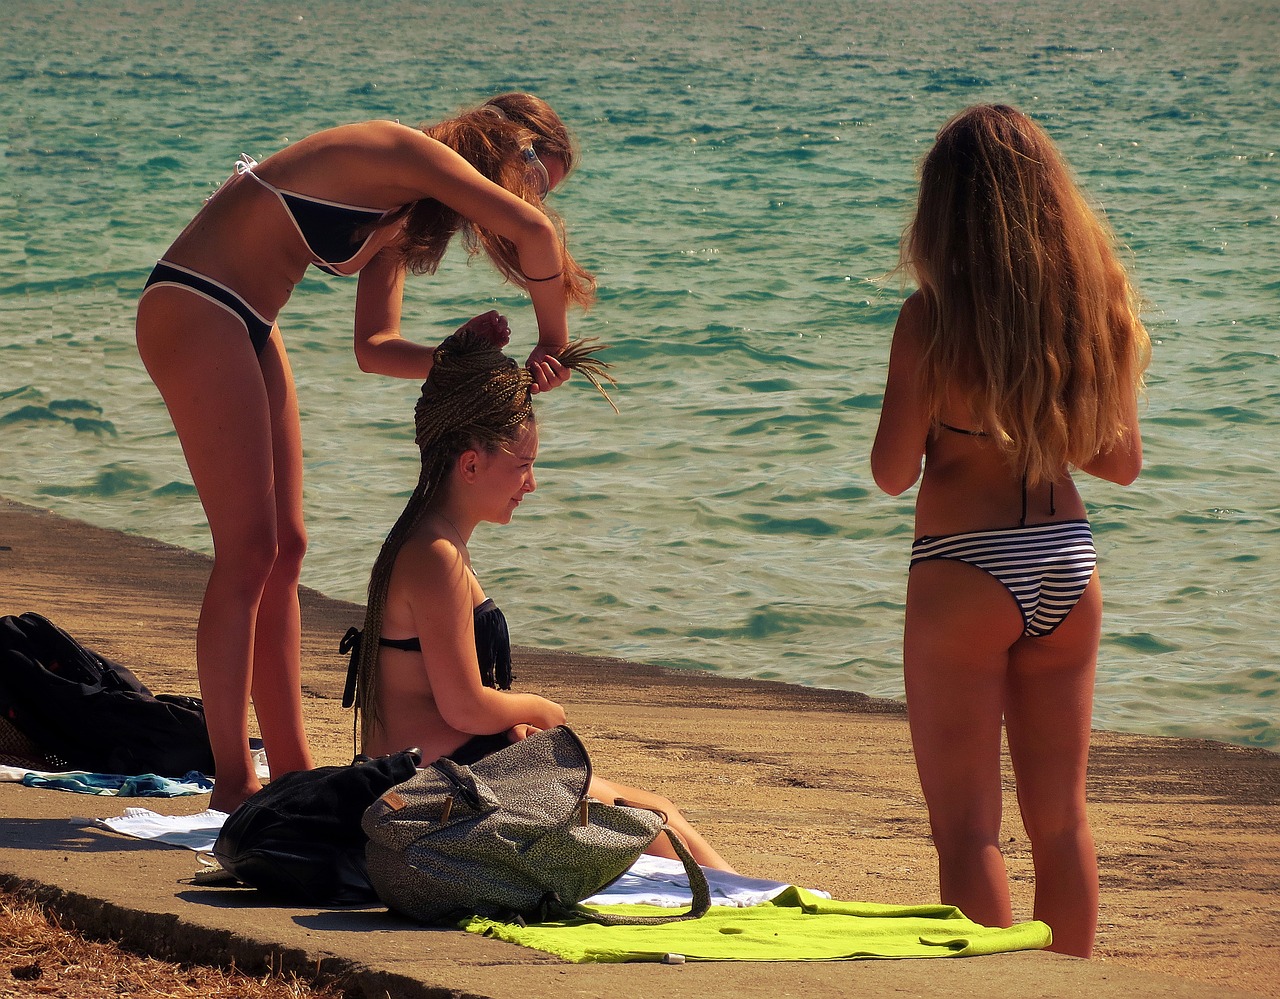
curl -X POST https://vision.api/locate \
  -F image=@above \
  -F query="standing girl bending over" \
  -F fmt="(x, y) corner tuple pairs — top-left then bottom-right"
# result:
(136, 93), (594, 812)
(871, 104), (1150, 957)
(344, 326), (734, 873)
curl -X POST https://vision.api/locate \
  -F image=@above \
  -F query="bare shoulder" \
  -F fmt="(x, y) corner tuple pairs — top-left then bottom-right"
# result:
(282, 119), (430, 157)
(883, 290), (932, 377)
(894, 290), (930, 345)
(258, 120), (440, 195)
(326, 120), (476, 201)
(385, 532), (466, 602)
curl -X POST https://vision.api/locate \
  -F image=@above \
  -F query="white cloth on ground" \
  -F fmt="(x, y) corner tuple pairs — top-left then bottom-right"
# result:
(94, 807), (229, 850)
(582, 854), (818, 907)
(91, 809), (819, 907)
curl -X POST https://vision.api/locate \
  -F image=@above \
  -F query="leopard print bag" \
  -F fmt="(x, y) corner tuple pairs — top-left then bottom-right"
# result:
(362, 725), (710, 925)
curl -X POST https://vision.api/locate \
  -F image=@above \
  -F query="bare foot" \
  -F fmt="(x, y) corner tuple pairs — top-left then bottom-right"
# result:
(209, 779), (262, 815)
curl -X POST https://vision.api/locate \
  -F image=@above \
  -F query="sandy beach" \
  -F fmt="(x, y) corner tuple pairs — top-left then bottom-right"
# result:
(0, 495), (1276, 997)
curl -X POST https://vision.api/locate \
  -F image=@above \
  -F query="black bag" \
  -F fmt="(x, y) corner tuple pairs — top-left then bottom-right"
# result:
(363, 726), (711, 925)
(0, 612), (214, 776)
(213, 749), (422, 906)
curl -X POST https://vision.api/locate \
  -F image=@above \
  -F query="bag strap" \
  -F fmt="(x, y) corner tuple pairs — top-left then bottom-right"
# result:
(339, 627), (361, 709)
(549, 824), (713, 926)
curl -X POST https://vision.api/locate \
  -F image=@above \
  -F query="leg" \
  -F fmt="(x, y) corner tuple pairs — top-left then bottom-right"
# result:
(138, 288), (281, 812)
(249, 330), (314, 778)
(903, 559), (1024, 928)
(588, 776), (737, 873)
(1005, 573), (1102, 957)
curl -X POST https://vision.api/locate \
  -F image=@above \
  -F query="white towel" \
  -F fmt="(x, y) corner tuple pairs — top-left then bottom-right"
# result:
(93, 808), (824, 909)
(582, 854), (821, 908)
(95, 807), (229, 851)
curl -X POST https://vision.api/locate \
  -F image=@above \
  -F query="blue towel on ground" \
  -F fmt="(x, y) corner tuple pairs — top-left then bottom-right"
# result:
(21, 770), (213, 796)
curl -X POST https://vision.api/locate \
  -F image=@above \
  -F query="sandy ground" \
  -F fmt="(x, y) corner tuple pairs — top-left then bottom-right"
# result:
(1, 496), (1276, 997)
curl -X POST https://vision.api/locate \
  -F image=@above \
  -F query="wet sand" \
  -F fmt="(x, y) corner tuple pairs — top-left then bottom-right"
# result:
(1, 496), (1276, 996)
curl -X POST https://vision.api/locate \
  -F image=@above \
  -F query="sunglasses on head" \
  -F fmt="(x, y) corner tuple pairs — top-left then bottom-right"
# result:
(481, 103), (551, 199)
(521, 145), (550, 198)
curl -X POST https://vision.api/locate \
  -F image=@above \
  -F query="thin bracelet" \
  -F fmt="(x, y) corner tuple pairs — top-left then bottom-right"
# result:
(524, 270), (562, 283)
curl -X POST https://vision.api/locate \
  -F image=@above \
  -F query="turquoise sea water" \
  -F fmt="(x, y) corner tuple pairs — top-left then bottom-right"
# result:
(3, 1), (1277, 750)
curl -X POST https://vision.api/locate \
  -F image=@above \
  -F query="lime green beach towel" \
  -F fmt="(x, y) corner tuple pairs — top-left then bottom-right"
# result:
(463, 886), (1051, 963)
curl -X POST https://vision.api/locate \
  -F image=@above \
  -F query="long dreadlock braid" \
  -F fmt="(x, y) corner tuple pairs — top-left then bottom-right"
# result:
(351, 328), (616, 746)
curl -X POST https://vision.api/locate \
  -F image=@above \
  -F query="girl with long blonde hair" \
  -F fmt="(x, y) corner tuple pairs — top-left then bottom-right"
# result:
(137, 92), (593, 812)
(871, 104), (1150, 957)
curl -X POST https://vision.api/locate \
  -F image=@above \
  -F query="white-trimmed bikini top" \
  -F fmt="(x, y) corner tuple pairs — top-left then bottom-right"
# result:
(236, 154), (393, 276)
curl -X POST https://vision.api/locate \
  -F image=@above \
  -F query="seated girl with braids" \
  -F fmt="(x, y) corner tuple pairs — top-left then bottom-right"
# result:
(344, 324), (735, 872)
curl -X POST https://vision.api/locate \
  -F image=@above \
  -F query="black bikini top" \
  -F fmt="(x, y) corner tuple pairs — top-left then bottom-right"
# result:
(280, 193), (387, 276)
(937, 422), (1054, 527)
(939, 421), (987, 438)
(339, 597), (513, 709)
(237, 156), (391, 276)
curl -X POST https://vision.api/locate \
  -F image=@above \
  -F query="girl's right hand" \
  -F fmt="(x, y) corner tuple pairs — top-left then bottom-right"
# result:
(525, 347), (569, 393)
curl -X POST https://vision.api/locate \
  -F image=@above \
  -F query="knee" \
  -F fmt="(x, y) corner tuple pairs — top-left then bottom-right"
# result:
(1020, 801), (1092, 852)
(221, 520), (307, 578)
(649, 793), (680, 820)
(210, 517), (307, 597)
(645, 794), (693, 831)
(271, 521), (308, 580)
(211, 521), (278, 588)
(928, 818), (1003, 866)
(614, 788), (681, 824)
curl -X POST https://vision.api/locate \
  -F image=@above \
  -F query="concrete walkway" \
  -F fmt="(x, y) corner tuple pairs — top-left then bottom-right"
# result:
(0, 784), (1262, 999)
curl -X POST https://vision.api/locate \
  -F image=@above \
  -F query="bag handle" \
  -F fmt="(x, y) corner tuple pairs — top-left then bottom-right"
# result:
(339, 627), (361, 709)
(555, 823), (713, 926)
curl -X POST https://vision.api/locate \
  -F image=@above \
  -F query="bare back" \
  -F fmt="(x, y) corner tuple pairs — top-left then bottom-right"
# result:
(916, 426), (1086, 536)
(873, 291), (1092, 537)
(159, 122), (417, 319)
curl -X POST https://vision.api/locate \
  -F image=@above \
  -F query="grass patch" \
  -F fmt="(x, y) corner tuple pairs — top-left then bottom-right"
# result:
(0, 889), (349, 998)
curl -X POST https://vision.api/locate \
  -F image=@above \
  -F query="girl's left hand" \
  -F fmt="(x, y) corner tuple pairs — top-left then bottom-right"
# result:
(457, 310), (511, 347)
(507, 723), (543, 743)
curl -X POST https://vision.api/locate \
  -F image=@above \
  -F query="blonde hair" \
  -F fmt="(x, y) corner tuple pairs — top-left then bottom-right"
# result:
(901, 104), (1151, 485)
(352, 331), (614, 744)
(380, 92), (595, 309)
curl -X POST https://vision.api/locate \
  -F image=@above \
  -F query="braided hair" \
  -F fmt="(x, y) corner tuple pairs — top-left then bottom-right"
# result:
(351, 329), (615, 745)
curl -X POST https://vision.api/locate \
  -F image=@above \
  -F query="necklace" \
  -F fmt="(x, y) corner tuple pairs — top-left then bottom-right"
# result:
(437, 512), (471, 564)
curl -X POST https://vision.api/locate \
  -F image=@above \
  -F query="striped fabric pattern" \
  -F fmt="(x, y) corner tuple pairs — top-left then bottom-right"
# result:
(910, 520), (1097, 637)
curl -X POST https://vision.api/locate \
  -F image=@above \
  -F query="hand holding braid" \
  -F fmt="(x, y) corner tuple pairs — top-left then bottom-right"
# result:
(351, 323), (616, 745)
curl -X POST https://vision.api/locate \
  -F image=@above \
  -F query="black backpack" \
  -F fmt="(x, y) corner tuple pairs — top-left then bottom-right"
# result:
(213, 749), (422, 906)
(0, 612), (214, 777)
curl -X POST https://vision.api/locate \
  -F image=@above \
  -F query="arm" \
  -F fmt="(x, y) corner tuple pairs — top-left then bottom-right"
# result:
(1078, 392), (1143, 485)
(353, 248), (436, 377)
(870, 292), (933, 496)
(402, 539), (566, 736)
(376, 123), (570, 347)
(350, 124), (573, 382)
(353, 252), (520, 379)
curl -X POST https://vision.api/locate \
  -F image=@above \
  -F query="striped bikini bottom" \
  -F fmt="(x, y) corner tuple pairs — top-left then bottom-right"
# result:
(909, 519), (1097, 638)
